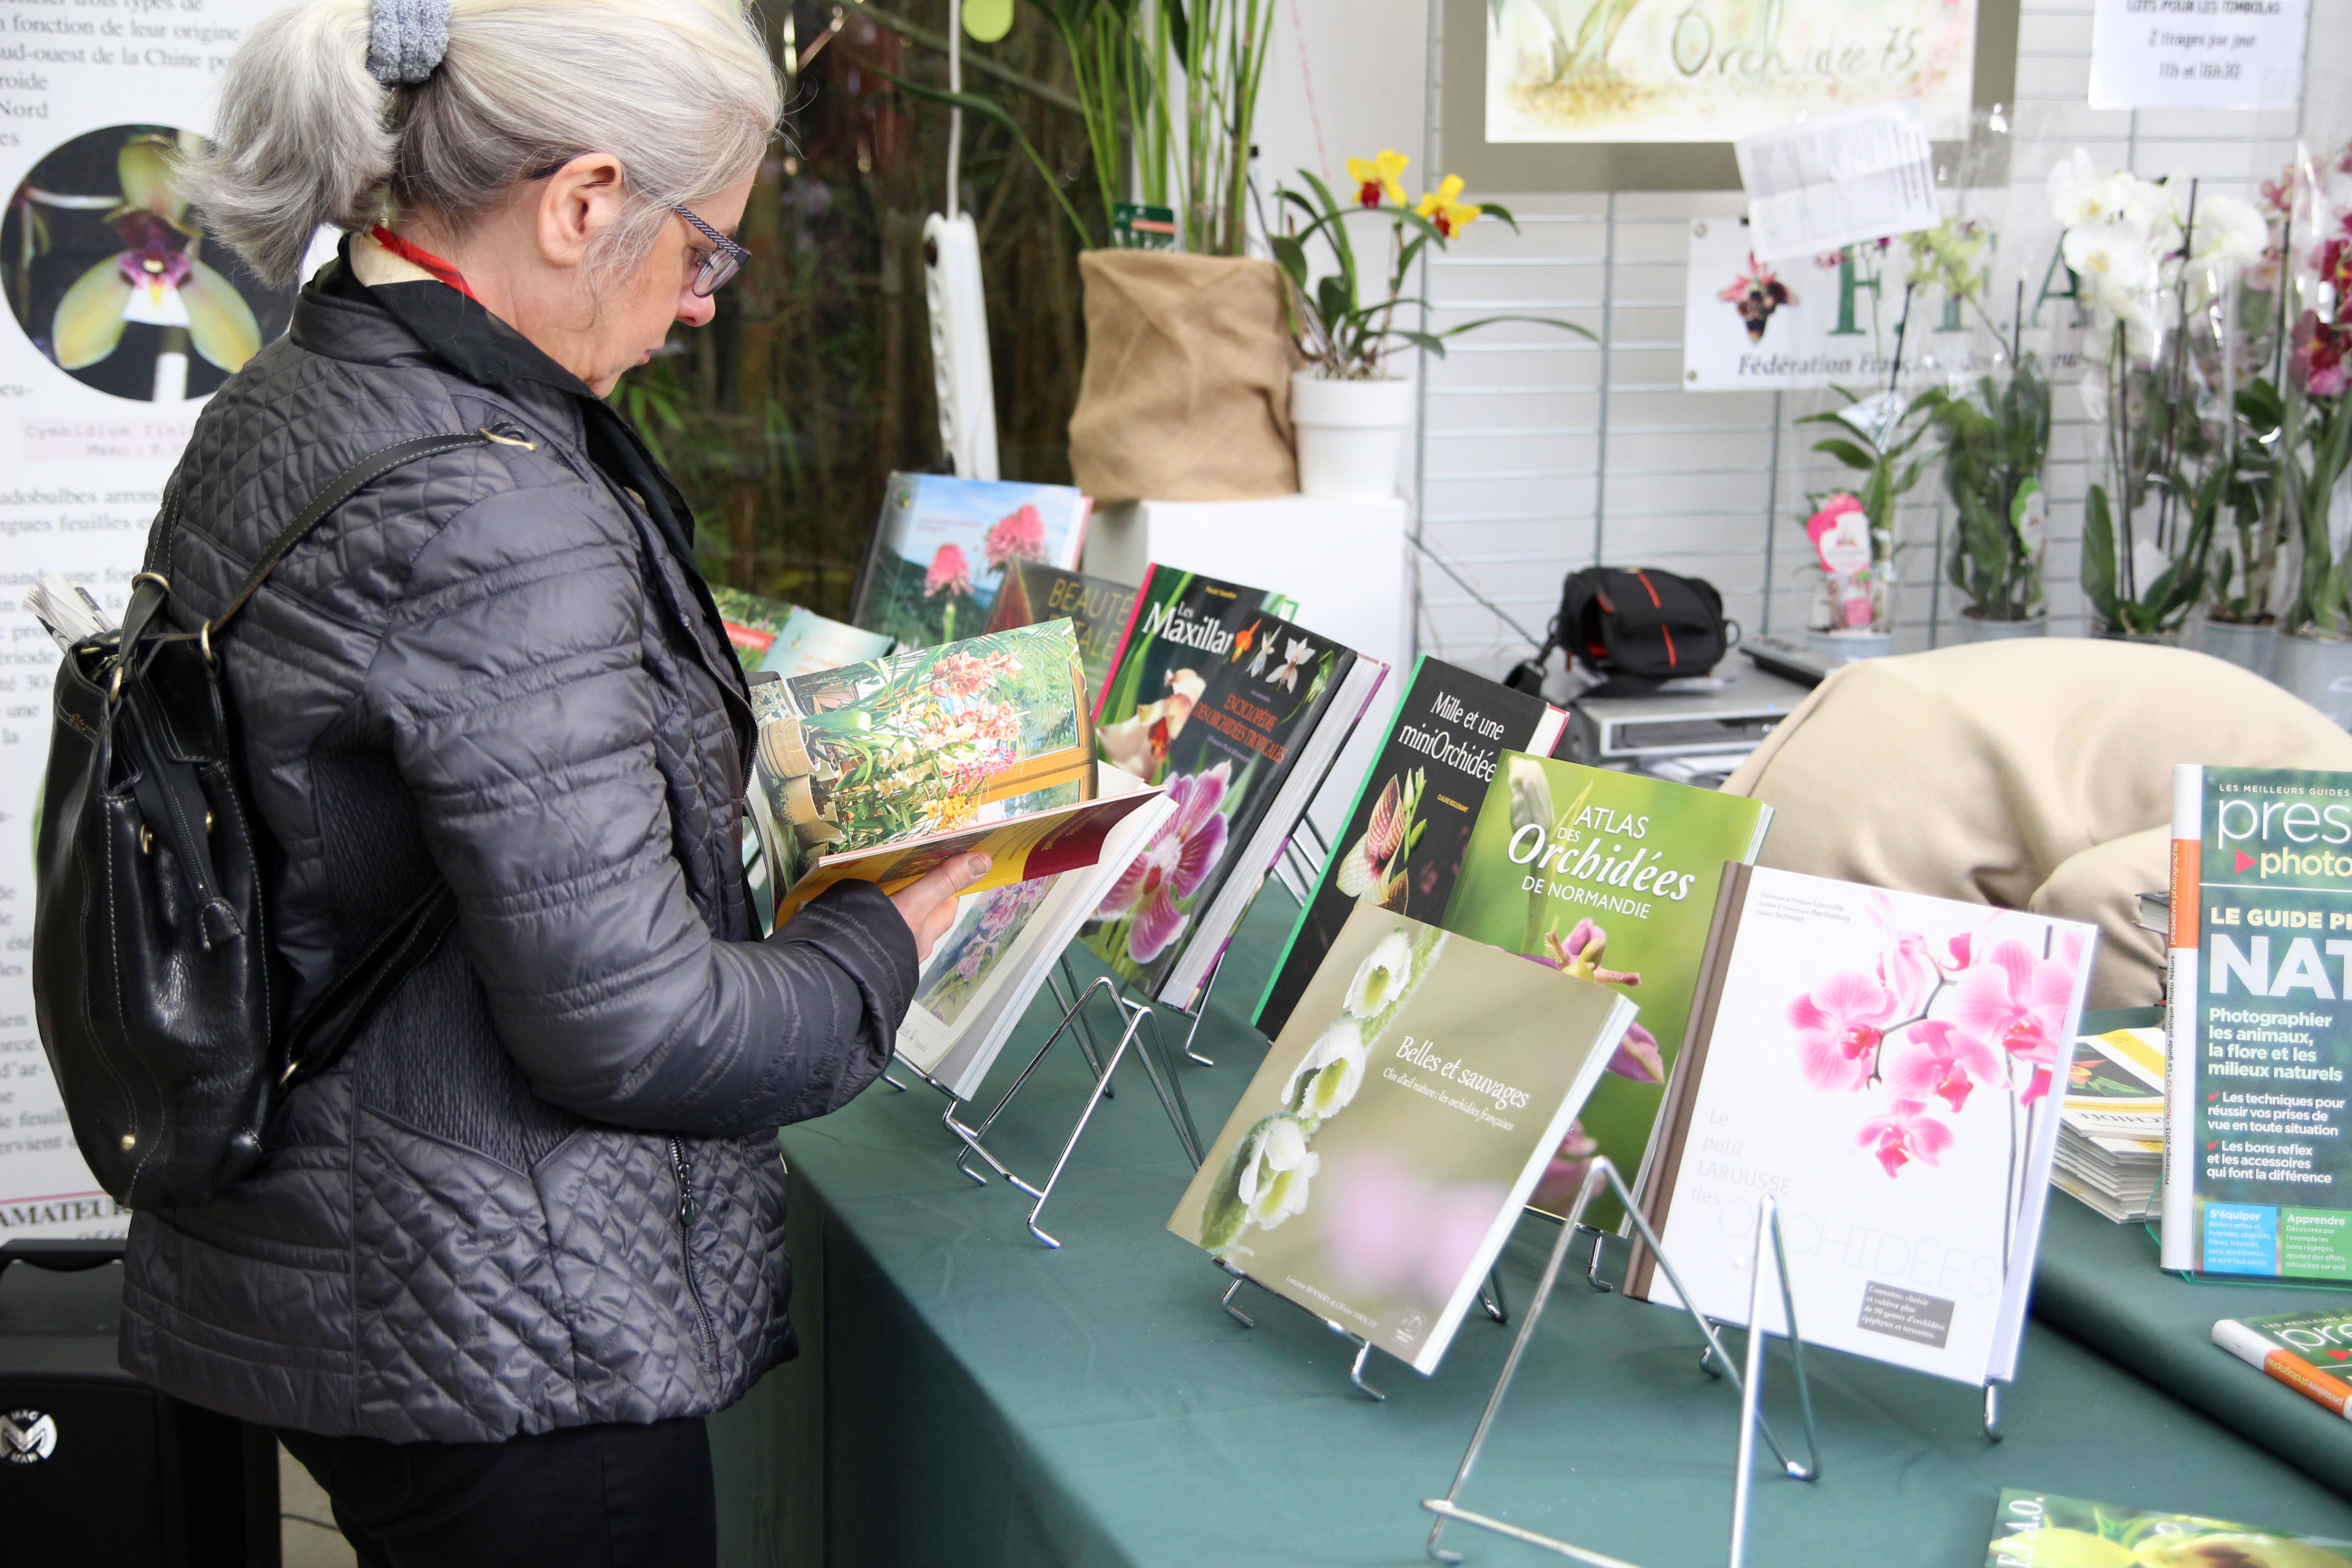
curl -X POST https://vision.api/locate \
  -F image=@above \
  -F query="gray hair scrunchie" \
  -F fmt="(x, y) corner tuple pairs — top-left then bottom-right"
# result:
(367, 0), (451, 86)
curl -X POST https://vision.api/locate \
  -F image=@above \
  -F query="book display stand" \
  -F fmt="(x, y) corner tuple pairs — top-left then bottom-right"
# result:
(1419, 1158), (1820, 1568)
(1213, 1263), (1513, 1403)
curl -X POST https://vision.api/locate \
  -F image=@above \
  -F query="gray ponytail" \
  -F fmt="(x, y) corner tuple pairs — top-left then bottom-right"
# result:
(182, 0), (782, 289)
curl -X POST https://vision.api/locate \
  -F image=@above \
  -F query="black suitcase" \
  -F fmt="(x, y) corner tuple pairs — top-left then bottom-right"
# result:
(0, 1240), (279, 1566)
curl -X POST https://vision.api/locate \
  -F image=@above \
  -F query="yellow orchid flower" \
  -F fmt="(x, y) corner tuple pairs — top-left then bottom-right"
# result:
(1416, 174), (1482, 239)
(1344, 150), (1408, 209)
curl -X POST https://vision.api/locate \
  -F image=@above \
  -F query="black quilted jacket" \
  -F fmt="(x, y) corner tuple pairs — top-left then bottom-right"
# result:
(117, 250), (915, 1442)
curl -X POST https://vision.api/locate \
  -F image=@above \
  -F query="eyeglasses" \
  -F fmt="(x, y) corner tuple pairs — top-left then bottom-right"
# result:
(671, 201), (750, 298)
(522, 158), (750, 298)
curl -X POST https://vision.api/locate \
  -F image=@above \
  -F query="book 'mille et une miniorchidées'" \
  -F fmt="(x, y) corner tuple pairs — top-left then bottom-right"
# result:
(2164, 765), (2352, 1279)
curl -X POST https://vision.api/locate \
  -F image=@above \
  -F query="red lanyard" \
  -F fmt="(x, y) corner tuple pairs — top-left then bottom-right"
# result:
(368, 225), (479, 302)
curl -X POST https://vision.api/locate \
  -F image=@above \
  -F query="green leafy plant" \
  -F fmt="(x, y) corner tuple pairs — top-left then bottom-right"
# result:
(1269, 156), (1591, 379)
(1922, 355), (2052, 623)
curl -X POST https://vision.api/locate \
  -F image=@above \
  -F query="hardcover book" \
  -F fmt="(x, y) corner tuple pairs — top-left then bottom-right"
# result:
(897, 767), (1175, 1100)
(1632, 865), (2096, 1387)
(2163, 765), (2352, 1279)
(1082, 609), (1384, 1007)
(1986, 1489), (2351, 1567)
(1092, 564), (1298, 774)
(1255, 656), (1573, 1043)
(747, 621), (1113, 925)
(1438, 754), (1773, 1221)
(849, 473), (1092, 649)
(1168, 902), (1637, 1376)
(710, 584), (894, 680)
(982, 562), (1137, 707)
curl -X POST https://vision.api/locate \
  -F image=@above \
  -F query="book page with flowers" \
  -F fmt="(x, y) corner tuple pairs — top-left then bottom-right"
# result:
(1636, 866), (2096, 1386)
(1168, 902), (1634, 1376)
(848, 473), (1091, 649)
(750, 620), (1098, 923)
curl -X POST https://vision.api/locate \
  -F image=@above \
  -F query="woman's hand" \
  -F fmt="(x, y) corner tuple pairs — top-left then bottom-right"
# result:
(889, 852), (993, 962)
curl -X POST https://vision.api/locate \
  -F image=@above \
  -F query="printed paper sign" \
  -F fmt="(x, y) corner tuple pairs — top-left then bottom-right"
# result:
(2089, 0), (2310, 113)
(1681, 218), (1989, 390)
(0, 0), (286, 1240)
(1734, 100), (1939, 262)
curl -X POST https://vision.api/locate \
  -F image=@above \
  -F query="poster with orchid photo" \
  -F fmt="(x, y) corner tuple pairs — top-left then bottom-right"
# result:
(1637, 866), (2095, 1386)
(849, 472), (1092, 649)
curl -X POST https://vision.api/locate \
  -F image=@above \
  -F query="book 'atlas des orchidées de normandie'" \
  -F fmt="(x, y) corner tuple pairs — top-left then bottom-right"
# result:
(1082, 567), (1379, 1011)
(1632, 865), (2095, 1387)
(743, 619), (1161, 933)
(2164, 765), (2352, 1279)
(1169, 901), (1638, 1375)
(1436, 753), (1773, 1224)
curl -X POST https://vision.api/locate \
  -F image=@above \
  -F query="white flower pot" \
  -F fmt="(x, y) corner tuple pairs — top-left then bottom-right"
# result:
(1958, 610), (2047, 642)
(2277, 632), (2352, 729)
(1806, 629), (1892, 662)
(2189, 614), (2278, 680)
(1290, 371), (1414, 501)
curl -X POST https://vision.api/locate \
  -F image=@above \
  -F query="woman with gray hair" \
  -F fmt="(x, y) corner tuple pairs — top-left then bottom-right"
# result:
(126, 0), (983, 1560)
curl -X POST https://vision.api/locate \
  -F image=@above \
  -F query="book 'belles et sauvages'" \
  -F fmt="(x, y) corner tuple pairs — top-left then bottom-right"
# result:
(1437, 753), (1772, 1222)
(1169, 902), (1636, 1376)
(1635, 865), (2095, 1387)
(1254, 656), (1572, 1044)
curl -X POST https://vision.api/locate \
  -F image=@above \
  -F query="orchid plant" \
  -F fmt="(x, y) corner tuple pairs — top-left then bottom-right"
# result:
(1796, 386), (1939, 636)
(2276, 140), (2352, 641)
(2047, 150), (2269, 636)
(1271, 152), (1591, 381)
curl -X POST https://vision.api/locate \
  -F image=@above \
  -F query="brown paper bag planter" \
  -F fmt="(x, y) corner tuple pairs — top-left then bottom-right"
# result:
(1068, 250), (1301, 504)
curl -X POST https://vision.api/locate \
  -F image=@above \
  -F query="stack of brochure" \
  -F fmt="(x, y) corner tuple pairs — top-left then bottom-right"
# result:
(2053, 1024), (2166, 1222)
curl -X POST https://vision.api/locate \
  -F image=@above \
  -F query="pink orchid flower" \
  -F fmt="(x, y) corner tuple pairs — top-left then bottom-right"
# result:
(1857, 1098), (1953, 1178)
(1867, 894), (1938, 1015)
(1952, 939), (2078, 1103)
(1532, 1121), (1602, 1214)
(1789, 970), (1894, 1092)
(1886, 1019), (2005, 1113)
(1606, 1023), (1664, 1083)
(1542, 918), (1640, 985)
(1095, 763), (1230, 965)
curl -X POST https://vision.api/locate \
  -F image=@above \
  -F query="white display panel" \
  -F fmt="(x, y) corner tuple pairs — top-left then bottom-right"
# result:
(0, 0), (279, 1239)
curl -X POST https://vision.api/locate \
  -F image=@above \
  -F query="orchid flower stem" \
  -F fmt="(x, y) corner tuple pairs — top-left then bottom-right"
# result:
(2155, 180), (2201, 560)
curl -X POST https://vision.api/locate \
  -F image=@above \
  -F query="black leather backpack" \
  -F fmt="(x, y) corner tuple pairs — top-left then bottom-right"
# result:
(32, 434), (484, 1210)
(1507, 566), (1734, 697)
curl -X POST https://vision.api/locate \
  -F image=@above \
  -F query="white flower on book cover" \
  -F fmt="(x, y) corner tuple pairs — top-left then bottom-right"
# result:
(1197, 925), (1447, 1257)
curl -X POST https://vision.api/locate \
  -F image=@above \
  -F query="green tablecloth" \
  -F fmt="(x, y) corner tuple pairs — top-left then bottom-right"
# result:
(2037, 1007), (2352, 1500)
(715, 906), (2352, 1567)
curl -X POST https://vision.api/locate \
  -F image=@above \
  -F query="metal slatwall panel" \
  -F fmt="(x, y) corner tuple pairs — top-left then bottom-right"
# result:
(1414, 0), (2315, 679)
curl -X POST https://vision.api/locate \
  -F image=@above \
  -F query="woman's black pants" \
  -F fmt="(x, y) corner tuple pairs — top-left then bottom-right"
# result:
(279, 1415), (715, 1567)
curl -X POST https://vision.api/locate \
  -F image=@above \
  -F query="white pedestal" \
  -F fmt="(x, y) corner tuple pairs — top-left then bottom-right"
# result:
(1083, 493), (1410, 855)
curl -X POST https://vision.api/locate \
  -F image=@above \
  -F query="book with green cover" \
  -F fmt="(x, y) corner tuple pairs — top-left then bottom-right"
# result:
(1439, 754), (1772, 1222)
(1986, 1488), (2351, 1566)
(710, 584), (894, 680)
(747, 619), (1096, 915)
(1254, 656), (1572, 1042)
(1092, 564), (1298, 770)
(1168, 901), (1636, 1376)
(2163, 764), (2352, 1279)
(982, 562), (1137, 707)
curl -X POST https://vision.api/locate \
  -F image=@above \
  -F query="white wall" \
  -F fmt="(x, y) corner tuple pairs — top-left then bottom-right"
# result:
(1257, 0), (2350, 680)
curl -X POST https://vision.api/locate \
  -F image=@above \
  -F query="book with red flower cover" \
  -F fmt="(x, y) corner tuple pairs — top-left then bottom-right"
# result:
(982, 562), (1137, 710)
(1082, 610), (1385, 1006)
(848, 473), (1091, 649)
(1253, 656), (1573, 1044)
(1628, 864), (2096, 1387)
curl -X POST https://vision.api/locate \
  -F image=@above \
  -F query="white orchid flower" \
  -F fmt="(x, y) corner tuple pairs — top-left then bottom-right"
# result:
(1346, 930), (1415, 1017)
(1238, 1114), (1319, 1231)
(2063, 220), (2154, 296)
(2047, 148), (2118, 226)
(1284, 1016), (1369, 1119)
(2190, 192), (2268, 270)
